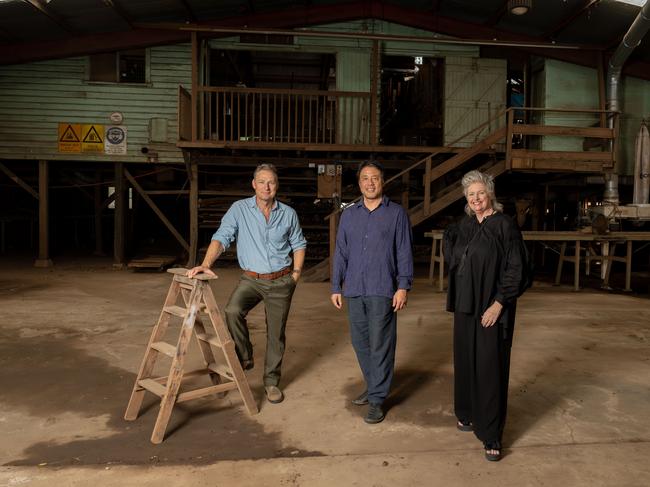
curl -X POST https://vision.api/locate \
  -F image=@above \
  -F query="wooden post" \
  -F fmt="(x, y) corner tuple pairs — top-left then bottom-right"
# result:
(401, 172), (410, 209)
(370, 40), (380, 145)
(188, 159), (198, 267)
(113, 162), (126, 268)
(424, 156), (431, 216)
(34, 160), (53, 267)
(191, 32), (198, 142)
(597, 53), (606, 128)
(329, 211), (339, 280)
(506, 109), (514, 170)
(93, 168), (105, 256)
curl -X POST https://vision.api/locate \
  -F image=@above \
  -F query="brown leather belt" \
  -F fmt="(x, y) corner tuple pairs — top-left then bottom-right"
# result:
(243, 266), (292, 280)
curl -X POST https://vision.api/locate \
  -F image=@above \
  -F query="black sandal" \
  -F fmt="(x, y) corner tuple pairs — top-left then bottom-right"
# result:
(484, 441), (502, 462)
(456, 419), (472, 432)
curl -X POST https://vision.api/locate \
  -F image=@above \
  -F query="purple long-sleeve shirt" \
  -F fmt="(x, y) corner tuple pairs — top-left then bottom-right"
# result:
(331, 196), (414, 299)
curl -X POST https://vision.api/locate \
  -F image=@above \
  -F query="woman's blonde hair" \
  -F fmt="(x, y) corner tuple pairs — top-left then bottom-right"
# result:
(461, 170), (503, 216)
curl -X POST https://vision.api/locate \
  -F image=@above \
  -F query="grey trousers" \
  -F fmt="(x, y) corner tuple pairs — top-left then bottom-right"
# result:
(346, 296), (397, 405)
(224, 273), (297, 387)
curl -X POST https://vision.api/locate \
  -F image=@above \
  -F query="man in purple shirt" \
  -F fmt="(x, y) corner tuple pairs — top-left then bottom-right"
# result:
(330, 161), (413, 424)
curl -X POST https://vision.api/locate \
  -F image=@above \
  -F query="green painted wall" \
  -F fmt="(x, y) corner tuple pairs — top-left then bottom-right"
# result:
(537, 58), (650, 175)
(0, 44), (192, 164)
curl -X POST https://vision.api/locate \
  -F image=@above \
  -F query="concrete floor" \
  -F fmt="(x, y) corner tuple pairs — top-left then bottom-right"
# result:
(0, 257), (649, 486)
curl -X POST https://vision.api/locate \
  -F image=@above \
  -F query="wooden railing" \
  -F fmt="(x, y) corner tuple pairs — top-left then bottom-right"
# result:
(187, 86), (372, 146)
(323, 106), (620, 273)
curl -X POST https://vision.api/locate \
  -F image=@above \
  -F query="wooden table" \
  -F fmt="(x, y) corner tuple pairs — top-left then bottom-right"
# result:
(426, 230), (650, 292)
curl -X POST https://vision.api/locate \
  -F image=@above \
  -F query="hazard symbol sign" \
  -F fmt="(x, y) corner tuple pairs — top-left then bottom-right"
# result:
(82, 124), (104, 152)
(58, 123), (81, 153)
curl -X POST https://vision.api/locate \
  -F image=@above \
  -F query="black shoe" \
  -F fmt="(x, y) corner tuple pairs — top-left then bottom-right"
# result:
(484, 441), (502, 462)
(457, 419), (473, 432)
(352, 390), (369, 406)
(364, 403), (385, 424)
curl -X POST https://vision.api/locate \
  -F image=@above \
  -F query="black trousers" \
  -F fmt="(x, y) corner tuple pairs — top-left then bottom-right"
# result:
(453, 310), (514, 445)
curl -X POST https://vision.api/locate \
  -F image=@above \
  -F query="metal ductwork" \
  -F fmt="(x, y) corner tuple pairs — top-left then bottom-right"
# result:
(605, 2), (650, 204)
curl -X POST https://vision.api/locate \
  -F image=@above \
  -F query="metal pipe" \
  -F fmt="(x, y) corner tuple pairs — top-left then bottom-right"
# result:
(137, 22), (588, 51)
(605, 2), (650, 204)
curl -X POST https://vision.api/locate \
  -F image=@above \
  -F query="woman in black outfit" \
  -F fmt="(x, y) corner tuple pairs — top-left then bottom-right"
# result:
(444, 170), (528, 462)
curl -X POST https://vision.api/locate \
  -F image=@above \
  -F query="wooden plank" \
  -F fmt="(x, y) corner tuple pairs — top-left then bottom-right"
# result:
(138, 378), (167, 397)
(511, 157), (608, 172)
(151, 341), (177, 357)
(208, 362), (233, 380)
(124, 168), (190, 251)
(34, 160), (52, 267)
(196, 332), (223, 348)
(191, 32), (198, 142)
(427, 128), (506, 183)
(113, 162), (126, 267)
(176, 382), (237, 403)
(189, 160), (198, 267)
(0, 162), (38, 199)
(511, 124), (614, 138)
(168, 267), (219, 280)
(163, 305), (187, 318)
(511, 149), (613, 161)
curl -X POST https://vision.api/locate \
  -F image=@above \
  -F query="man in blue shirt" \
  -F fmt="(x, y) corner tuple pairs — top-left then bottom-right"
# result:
(331, 161), (413, 424)
(188, 164), (307, 404)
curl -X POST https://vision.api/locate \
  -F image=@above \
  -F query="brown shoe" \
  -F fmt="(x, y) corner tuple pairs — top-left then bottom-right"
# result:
(265, 385), (284, 404)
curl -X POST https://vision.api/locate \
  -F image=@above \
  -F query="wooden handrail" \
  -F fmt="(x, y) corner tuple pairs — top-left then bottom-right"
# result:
(197, 86), (371, 97)
(325, 107), (511, 220)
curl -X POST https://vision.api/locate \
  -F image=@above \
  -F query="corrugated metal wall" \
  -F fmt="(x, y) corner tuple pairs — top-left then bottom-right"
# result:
(536, 58), (650, 176)
(336, 50), (372, 144)
(0, 44), (191, 164)
(540, 59), (600, 154)
(443, 57), (507, 148)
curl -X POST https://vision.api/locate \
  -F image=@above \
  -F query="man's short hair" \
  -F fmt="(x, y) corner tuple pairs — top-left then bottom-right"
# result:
(356, 160), (384, 181)
(253, 163), (278, 180)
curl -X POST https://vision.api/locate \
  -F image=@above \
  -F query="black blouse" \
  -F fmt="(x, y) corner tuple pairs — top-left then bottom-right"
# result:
(445, 212), (527, 319)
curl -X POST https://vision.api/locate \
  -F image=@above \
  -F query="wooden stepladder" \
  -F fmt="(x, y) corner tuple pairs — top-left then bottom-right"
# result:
(124, 268), (258, 444)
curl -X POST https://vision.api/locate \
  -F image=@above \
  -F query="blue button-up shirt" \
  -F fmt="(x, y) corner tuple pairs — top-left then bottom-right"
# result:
(212, 196), (307, 274)
(331, 196), (413, 299)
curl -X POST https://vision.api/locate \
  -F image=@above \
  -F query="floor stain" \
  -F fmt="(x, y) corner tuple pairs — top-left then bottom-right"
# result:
(0, 328), (323, 466)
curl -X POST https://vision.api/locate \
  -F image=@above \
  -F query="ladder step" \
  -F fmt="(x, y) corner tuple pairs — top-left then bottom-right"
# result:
(196, 332), (223, 348)
(138, 378), (167, 397)
(177, 382), (238, 403)
(208, 362), (234, 379)
(163, 305), (187, 317)
(151, 341), (177, 357)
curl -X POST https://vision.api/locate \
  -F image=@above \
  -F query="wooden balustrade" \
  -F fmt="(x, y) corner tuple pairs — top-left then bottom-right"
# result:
(191, 86), (371, 146)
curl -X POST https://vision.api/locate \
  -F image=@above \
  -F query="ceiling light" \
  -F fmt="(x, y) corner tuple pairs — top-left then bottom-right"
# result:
(508, 0), (532, 15)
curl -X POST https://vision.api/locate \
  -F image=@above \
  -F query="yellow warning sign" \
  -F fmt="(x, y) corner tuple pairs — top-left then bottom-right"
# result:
(82, 124), (104, 152)
(58, 123), (81, 152)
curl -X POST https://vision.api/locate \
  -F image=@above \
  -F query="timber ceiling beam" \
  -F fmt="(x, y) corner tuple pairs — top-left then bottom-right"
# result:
(543, 0), (600, 40)
(3, 0), (650, 80)
(23, 0), (74, 33)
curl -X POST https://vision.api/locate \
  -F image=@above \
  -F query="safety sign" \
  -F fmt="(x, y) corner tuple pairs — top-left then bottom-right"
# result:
(58, 123), (81, 152)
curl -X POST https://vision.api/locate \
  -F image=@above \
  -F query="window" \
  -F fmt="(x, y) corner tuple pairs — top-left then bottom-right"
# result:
(89, 49), (146, 83)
